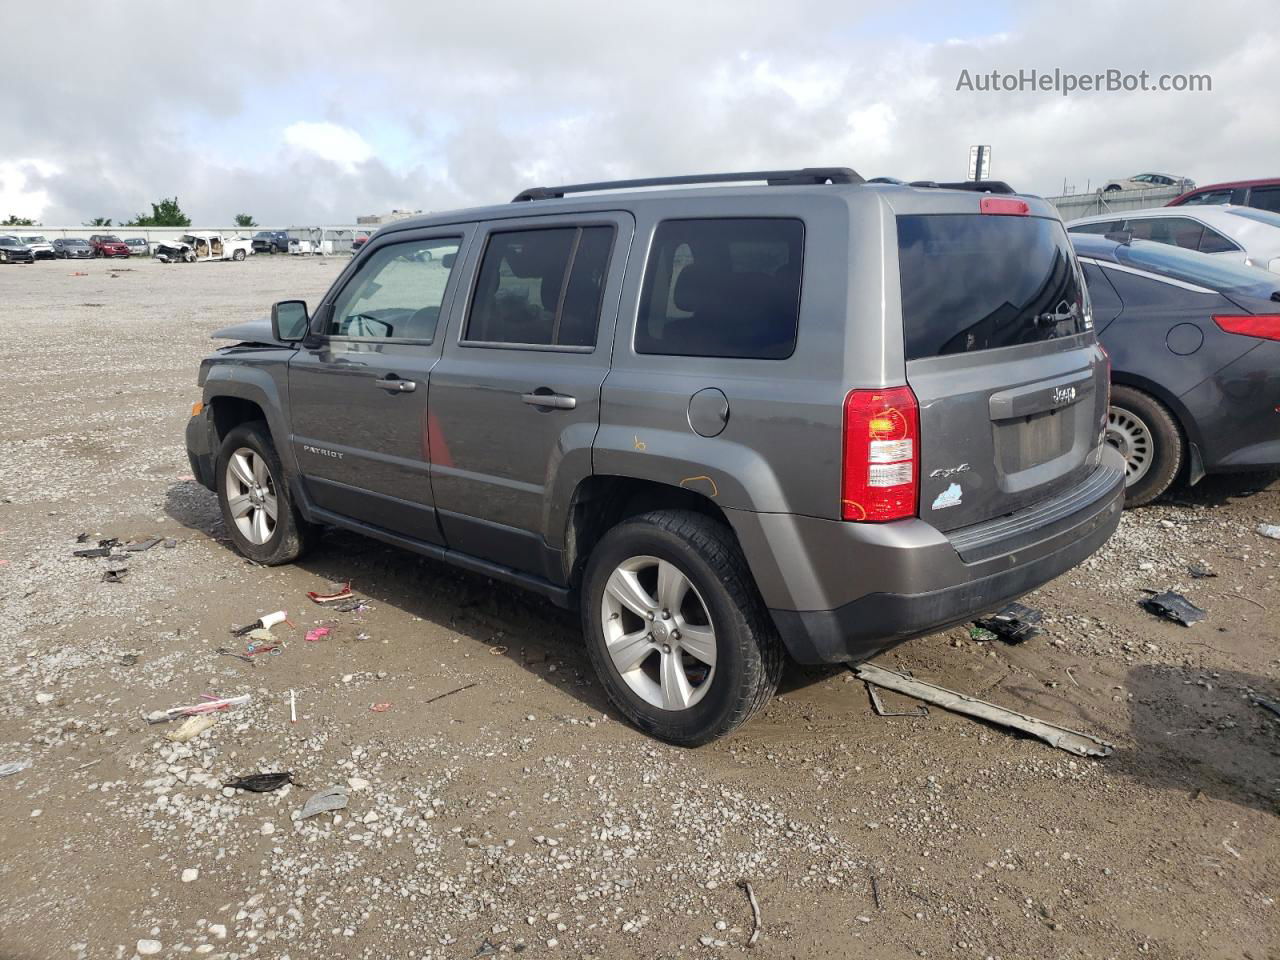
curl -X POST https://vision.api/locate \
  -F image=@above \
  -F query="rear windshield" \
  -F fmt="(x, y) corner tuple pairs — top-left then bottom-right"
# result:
(898, 214), (1086, 360)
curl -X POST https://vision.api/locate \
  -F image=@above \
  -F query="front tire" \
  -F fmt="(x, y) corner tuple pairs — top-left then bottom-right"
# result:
(581, 510), (784, 746)
(215, 422), (315, 564)
(1106, 385), (1183, 506)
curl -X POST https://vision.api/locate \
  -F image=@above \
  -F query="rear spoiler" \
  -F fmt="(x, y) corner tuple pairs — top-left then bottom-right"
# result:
(908, 180), (1018, 195)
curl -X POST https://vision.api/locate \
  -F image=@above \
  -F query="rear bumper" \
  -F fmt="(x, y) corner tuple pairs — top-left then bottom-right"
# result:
(731, 449), (1125, 664)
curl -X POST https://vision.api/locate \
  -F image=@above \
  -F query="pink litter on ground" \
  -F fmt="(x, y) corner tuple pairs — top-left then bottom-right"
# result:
(305, 627), (331, 642)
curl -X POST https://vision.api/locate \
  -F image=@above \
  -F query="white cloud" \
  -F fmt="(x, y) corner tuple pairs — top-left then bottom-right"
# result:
(0, 159), (60, 221)
(282, 122), (374, 171)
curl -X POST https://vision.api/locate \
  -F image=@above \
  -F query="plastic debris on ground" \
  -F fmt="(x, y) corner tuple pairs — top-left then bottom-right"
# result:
(0, 759), (33, 777)
(299, 785), (349, 819)
(126, 537), (163, 552)
(102, 567), (128, 583)
(145, 693), (251, 724)
(224, 772), (294, 793)
(1139, 590), (1207, 626)
(307, 582), (353, 604)
(972, 601), (1044, 644)
(334, 599), (372, 614)
(305, 627), (331, 642)
(853, 663), (1113, 758)
(1257, 523), (1280, 540)
(1187, 562), (1218, 579)
(165, 713), (218, 743)
(370, 702), (392, 713)
(230, 610), (288, 637)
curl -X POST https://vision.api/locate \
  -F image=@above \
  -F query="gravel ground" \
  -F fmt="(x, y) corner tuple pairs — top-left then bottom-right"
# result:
(0, 255), (1277, 960)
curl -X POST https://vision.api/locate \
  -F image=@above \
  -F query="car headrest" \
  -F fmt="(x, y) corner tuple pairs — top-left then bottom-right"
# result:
(673, 263), (718, 314)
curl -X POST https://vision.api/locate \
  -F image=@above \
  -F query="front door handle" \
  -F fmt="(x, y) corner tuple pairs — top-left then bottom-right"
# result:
(521, 390), (577, 410)
(374, 376), (417, 393)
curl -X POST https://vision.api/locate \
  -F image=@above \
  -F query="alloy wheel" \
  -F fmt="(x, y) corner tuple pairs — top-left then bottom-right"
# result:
(1106, 406), (1154, 486)
(224, 447), (279, 545)
(600, 555), (717, 711)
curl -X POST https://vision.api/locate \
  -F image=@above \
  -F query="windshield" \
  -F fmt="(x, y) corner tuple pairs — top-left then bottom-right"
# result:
(22, 236), (46, 243)
(67, 239), (89, 246)
(102, 235), (122, 242)
(1, 236), (18, 244)
(897, 214), (1087, 360)
(1116, 240), (1280, 300)
(1225, 207), (1280, 228)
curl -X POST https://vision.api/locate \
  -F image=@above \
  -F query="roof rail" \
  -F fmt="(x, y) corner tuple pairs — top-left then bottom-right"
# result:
(512, 167), (863, 202)
(908, 179), (1018, 195)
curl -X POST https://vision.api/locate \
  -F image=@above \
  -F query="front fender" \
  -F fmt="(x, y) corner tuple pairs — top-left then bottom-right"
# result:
(202, 352), (297, 474)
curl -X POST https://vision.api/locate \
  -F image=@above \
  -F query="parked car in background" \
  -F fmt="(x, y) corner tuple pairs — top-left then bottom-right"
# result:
(124, 237), (150, 257)
(1072, 233), (1280, 504)
(351, 234), (370, 253)
(53, 237), (93, 259)
(19, 235), (55, 260)
(1068, 205), (1280, 274)
(1168, 177), (1280, 213)
(89, 234), (131, 258)
(1103, 172), (1194, 193)
(154, 233), (253, 263)
(186, 168), (1124, 745)
(251, 230), (290, 254)
(0, 235), (35, 264)
(288, 237), (321, 255)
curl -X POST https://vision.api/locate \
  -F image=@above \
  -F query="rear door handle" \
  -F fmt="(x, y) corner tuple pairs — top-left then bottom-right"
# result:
(521, 390), (577, 410)
(374, 376), (417, 393)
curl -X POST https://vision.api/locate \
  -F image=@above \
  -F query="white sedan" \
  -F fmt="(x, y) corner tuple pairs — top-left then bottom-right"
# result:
(1067, 205), (1280, 274)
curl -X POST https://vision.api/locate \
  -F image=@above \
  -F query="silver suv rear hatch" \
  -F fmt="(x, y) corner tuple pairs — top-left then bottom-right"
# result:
(897, 207), (1108, 533)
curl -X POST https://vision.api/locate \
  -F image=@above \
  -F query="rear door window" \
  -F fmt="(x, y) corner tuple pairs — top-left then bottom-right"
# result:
(897, 214), (1085, 360)
(636, 218), (803, 359)
(1198, 227), (1239, 254)
(1182, 189), (1234, 206)
(1124, 217), (1205, 250)
(1249, 186), (1280, 213)
(465, 226), (615, 347)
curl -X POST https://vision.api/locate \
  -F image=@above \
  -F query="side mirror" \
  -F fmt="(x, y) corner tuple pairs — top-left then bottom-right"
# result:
(271, 300), (309, 342)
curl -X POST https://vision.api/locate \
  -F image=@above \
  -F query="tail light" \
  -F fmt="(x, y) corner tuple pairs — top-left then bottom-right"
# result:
(1213, 314), (1280, 342)
(842, 386), (919, 522)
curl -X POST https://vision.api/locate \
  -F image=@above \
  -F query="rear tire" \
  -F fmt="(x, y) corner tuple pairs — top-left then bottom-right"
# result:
(233, 249), (246, 261)
(581, 510), (784, 746)
(215, 421), (316, 564)
(1107, 385), (1183, 506)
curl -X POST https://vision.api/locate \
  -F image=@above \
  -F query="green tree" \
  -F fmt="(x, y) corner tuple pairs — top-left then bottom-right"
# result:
(2, 214), (37, 226)
(127, 197), (191, 227)
(233, 213), (257, 228)
(84, 217), (114, 227)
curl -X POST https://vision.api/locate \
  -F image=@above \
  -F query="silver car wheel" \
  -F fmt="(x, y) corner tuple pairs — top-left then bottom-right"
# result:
(600, 555), (717, 711)
(1106, 406), (1154, 486)
(224, 447), (278, 545)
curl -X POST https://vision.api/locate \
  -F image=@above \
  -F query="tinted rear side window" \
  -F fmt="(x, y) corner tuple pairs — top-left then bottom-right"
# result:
(898, 214), (1085, 360)
(466, 225), (615, 347)
(1250, 187), (1280, 213)
(636, 218), (803, 359)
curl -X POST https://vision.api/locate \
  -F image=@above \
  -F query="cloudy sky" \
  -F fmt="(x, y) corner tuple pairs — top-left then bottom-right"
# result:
(3, 0), (1276, 226)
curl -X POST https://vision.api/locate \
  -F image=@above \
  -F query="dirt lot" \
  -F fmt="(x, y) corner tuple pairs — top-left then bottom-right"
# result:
(0, 255), (1276, 960)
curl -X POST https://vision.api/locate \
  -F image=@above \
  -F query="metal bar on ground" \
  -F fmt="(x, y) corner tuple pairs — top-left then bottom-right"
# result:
(853, 663), (1114, 758)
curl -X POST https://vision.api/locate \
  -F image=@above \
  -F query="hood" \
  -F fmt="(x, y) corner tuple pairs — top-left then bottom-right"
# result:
(211, 318), (290, 347)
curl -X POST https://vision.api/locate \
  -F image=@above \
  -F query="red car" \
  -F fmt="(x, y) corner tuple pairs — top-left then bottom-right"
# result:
(89, 234), (131, 258)
(1168, 178), (1280, 213)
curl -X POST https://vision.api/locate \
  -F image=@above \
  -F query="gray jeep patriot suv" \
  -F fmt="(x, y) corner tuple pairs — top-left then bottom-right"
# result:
(186, 167), (1125, 745)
